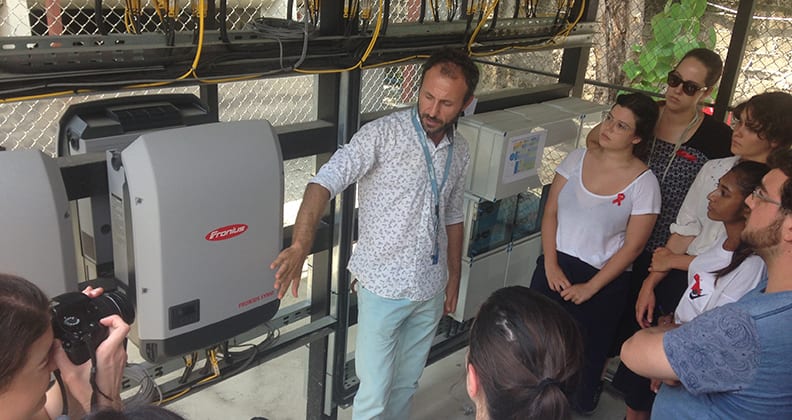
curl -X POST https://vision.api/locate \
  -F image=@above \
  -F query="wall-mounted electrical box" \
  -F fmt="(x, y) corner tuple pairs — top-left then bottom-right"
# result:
(458, 111), (546, 201)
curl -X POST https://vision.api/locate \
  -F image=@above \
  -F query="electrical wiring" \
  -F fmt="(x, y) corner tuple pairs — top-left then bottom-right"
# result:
(466, 0), (499, 55)
(467, 0), (586, 57)
(154, 326), (279, 406)
(294, 0), (384, 74)
(123, 363), (163, 407)
(0, 89), (91, 103)
(125, 0), (206, 88)
(156, 349), (220, 405)
(360, 54), (430, 70)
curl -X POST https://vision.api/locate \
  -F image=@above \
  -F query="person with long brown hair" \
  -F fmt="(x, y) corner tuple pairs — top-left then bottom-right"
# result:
(467, 286), (583, 420)
(0, 274), (129, 420)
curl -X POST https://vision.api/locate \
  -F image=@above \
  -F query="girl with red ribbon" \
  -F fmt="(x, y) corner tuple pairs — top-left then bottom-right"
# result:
(530, 93), (662, 414)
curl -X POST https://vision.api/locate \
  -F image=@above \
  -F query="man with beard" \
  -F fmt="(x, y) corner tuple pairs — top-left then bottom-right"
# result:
(270, 48), (478, 419)
(621, 148), (792, 418)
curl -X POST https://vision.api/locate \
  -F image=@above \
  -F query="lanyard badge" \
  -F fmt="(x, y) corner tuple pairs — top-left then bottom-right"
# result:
(411, 107), (454, 265)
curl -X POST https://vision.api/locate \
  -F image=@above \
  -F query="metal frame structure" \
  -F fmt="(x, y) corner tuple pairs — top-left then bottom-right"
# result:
(3, 0), (767, 418)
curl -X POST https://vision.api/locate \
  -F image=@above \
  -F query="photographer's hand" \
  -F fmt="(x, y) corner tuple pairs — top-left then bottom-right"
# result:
(93, 315), (130, 410)
(52, 315), (129, 415)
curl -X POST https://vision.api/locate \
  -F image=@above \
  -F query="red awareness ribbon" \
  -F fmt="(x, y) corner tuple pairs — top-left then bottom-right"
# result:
(612, 193), (626, 206)
(692, 273), (702, 295)
(676, 149), (697, 162)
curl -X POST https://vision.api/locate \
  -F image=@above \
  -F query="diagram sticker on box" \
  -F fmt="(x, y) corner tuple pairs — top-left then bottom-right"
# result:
(502, 128), (547, 185)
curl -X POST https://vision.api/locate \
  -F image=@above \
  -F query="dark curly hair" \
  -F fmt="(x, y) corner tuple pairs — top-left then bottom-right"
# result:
(732, 91), (792, 152)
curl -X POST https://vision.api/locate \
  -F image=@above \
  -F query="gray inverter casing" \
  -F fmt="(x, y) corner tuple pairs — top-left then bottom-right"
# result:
(0, 150), (78, 297)
(59, 94), (214, 277)
(108, 121), (282, 362)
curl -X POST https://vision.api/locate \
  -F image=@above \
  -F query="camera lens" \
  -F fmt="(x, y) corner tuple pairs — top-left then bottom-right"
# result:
(92, 290), (136, 325)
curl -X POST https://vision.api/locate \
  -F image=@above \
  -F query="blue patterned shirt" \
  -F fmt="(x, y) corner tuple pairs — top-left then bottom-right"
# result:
(311, 108), (470, 301)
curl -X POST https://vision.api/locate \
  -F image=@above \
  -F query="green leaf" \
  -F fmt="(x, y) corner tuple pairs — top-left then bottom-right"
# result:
(707, 28), (717, 48)
(690, 20), (700, 37)
(674, 41), (694, 59)
(639, 53), (658, 73)
(654, 20), (681, 44)
(623, 61), (641, 81)
(668, 4), (682, 19)
(691, 0), (707, 17)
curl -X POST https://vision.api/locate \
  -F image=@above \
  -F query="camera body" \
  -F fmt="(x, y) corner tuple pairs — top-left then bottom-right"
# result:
(51, 290), (135, 365)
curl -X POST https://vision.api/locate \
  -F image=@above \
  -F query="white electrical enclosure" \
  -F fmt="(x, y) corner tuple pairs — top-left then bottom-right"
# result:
(0, 150), (78, 297)
(109, 120), (283, 362)
(458, 111), (546, 201)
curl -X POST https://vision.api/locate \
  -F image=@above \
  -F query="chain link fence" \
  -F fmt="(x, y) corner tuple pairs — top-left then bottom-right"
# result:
(582, 0), (791, 111)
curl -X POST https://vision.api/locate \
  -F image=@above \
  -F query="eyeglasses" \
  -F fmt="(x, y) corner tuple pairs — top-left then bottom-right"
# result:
(667, 71), (708, 96)
(751, 187), (782, 206)
(602, 112), (634, 133)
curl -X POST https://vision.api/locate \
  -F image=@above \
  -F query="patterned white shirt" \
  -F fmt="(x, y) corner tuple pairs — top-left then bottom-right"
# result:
(670, 156), (739, 255)
(310, 108), (470, 301)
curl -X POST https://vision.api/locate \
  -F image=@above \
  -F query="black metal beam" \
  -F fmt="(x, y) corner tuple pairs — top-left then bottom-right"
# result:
(713, 0), (756, 121)
(559, 0), (598, 97)
(330, 69), (361, 410)
(199, 85), (220, 121)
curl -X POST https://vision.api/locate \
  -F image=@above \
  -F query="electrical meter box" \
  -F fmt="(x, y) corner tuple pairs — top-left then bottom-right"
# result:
(543, 97), (609, 148)
(458, 111), (546, 201)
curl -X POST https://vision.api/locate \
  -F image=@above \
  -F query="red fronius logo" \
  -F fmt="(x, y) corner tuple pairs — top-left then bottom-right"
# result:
(205, 224), (248, 241)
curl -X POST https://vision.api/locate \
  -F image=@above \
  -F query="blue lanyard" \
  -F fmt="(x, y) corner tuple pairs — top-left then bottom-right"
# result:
(411, 107), (454, 265)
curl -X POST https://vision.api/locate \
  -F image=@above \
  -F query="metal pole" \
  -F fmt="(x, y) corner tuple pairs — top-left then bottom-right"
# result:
(713, 0), (756, 121)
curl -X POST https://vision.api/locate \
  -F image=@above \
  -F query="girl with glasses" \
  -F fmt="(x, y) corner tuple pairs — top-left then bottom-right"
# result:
(531, 93), (661, 414)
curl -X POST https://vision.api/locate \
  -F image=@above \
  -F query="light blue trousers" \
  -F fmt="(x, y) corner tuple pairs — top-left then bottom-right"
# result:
(352, 286), (445, 420)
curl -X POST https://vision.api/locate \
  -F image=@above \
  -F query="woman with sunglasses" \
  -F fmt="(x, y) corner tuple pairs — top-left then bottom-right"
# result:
(531, 93), (661, 414)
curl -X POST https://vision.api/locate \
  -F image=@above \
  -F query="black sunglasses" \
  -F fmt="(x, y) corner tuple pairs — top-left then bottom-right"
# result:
(667, 71), (708, 96)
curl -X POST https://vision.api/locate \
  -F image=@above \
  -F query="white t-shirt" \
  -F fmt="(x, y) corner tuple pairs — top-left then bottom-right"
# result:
(670, 156), (740, 256)
(674, 233), (766, 324)
(555, 148), (661, 269)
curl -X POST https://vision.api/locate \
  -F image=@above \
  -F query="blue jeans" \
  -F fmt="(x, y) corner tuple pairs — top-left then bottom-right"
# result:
(352, 286), (445, 420)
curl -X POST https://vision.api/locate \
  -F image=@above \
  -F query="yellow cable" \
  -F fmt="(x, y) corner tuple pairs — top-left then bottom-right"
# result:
(468, 0), (586, 57)
(127, 0), (205, 88)
(294, 0), (383, 74)
(159, 387), (191, 404)
(467, 0), (499, 56)
(0, 89), (92, 104)
(360, 54), (429, 69)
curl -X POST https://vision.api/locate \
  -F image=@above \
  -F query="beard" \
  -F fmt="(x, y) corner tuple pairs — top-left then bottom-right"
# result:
(420, 113), (458, 138)
(742, 215), (783, 257)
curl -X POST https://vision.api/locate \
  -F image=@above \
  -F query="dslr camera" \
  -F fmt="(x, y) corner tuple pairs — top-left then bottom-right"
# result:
(51, 290), (135, 365)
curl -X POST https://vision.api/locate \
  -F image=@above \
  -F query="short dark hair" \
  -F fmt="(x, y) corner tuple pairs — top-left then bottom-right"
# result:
(732, 91), (792, 151)
(84, 406), (186, 420)
(679, 48), (724, 87)
(615, 93), (660, 161)
(767, 147), (792, 214)
(420, 47), (480, 102)
(0, 273), (51, 391)
(468, 286), (583, 420)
